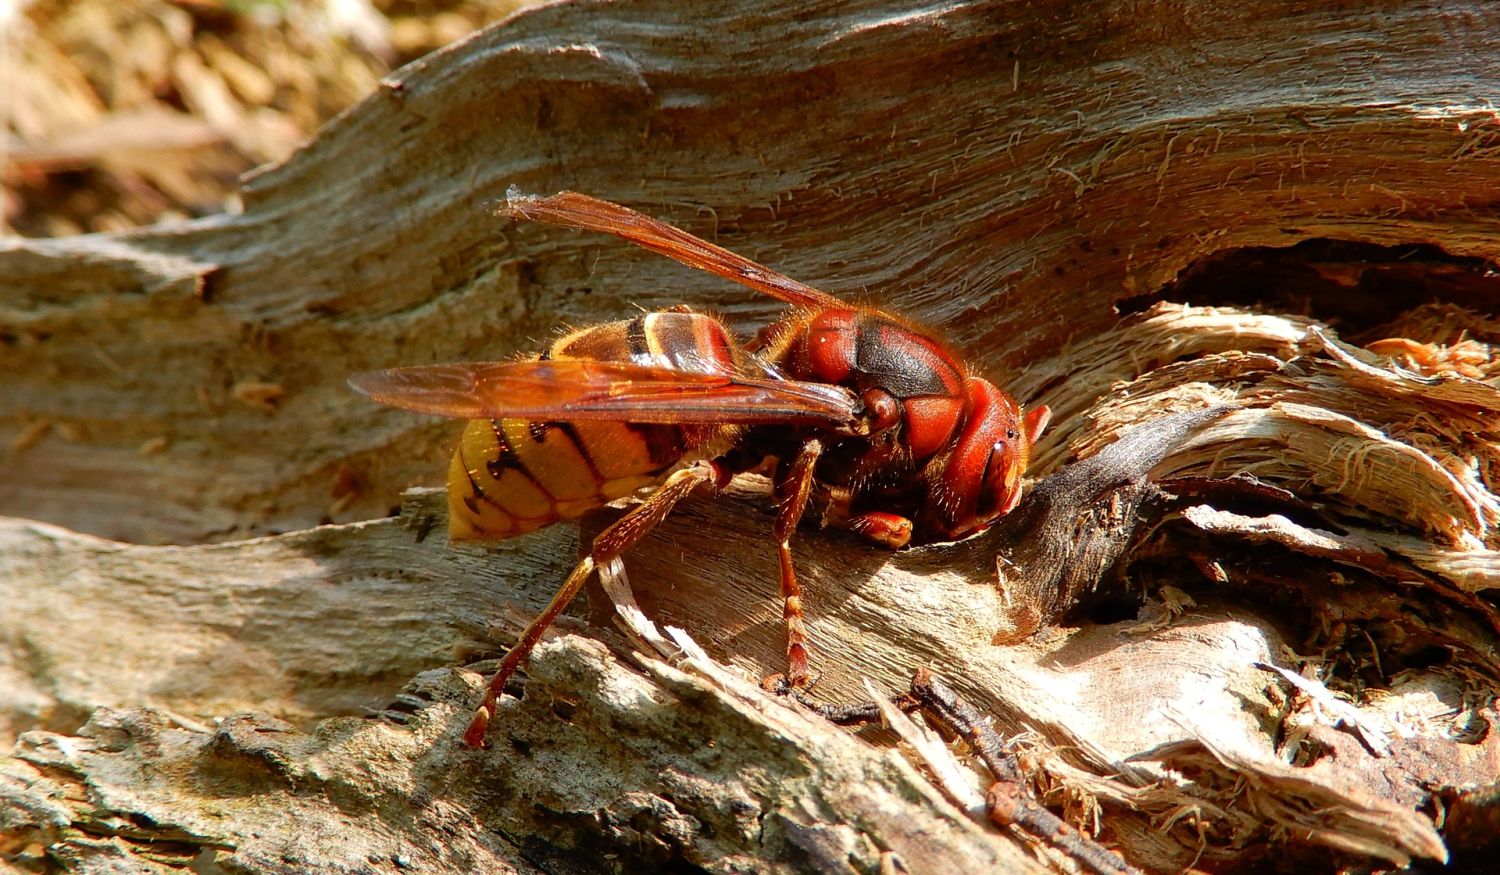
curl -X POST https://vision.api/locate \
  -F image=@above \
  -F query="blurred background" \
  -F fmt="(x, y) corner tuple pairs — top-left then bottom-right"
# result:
(1, 0), (541, 237)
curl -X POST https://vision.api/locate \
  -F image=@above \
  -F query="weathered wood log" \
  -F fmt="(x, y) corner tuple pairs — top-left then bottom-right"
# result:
(4, 1), (1500, 872)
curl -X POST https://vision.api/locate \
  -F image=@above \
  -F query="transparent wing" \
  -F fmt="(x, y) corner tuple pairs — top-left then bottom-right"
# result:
(503, 188), (845, 311)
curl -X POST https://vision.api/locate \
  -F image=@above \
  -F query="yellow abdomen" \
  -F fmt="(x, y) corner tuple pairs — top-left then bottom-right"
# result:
(445, 311), (736, 541)
(447, 417), (688, 540)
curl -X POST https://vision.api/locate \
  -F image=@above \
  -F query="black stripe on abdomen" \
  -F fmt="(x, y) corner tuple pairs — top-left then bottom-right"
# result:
(626, 314), (650, 359)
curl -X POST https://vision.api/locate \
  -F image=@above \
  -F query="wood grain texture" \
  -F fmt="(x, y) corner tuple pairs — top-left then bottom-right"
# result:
(4, 1), (1500, 872)
(4, 0), (1498, 543)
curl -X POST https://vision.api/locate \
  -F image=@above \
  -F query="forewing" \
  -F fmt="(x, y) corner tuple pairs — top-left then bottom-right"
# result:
(503, 189), (845, 310)
(349, 359), (860, 426)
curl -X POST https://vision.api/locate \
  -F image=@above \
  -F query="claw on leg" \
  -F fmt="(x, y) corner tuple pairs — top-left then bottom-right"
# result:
(761, 672), (791, 695)
(462, 703), (492, 748)
(761, 668), (822, 698)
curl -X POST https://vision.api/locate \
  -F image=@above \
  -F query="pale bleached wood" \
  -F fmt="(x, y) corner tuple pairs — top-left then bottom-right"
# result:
(3, 0), (1499, 543)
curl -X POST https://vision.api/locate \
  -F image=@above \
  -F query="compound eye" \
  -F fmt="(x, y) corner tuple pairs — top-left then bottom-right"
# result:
(861, 388), (902, 434)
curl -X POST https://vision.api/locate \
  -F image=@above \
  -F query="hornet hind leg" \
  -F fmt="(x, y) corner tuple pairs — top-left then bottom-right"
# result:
(464, 460), (722, 747)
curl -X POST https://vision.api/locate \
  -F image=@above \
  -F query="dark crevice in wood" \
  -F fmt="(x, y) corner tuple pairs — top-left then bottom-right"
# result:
(1120, 239), (1500, 337)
